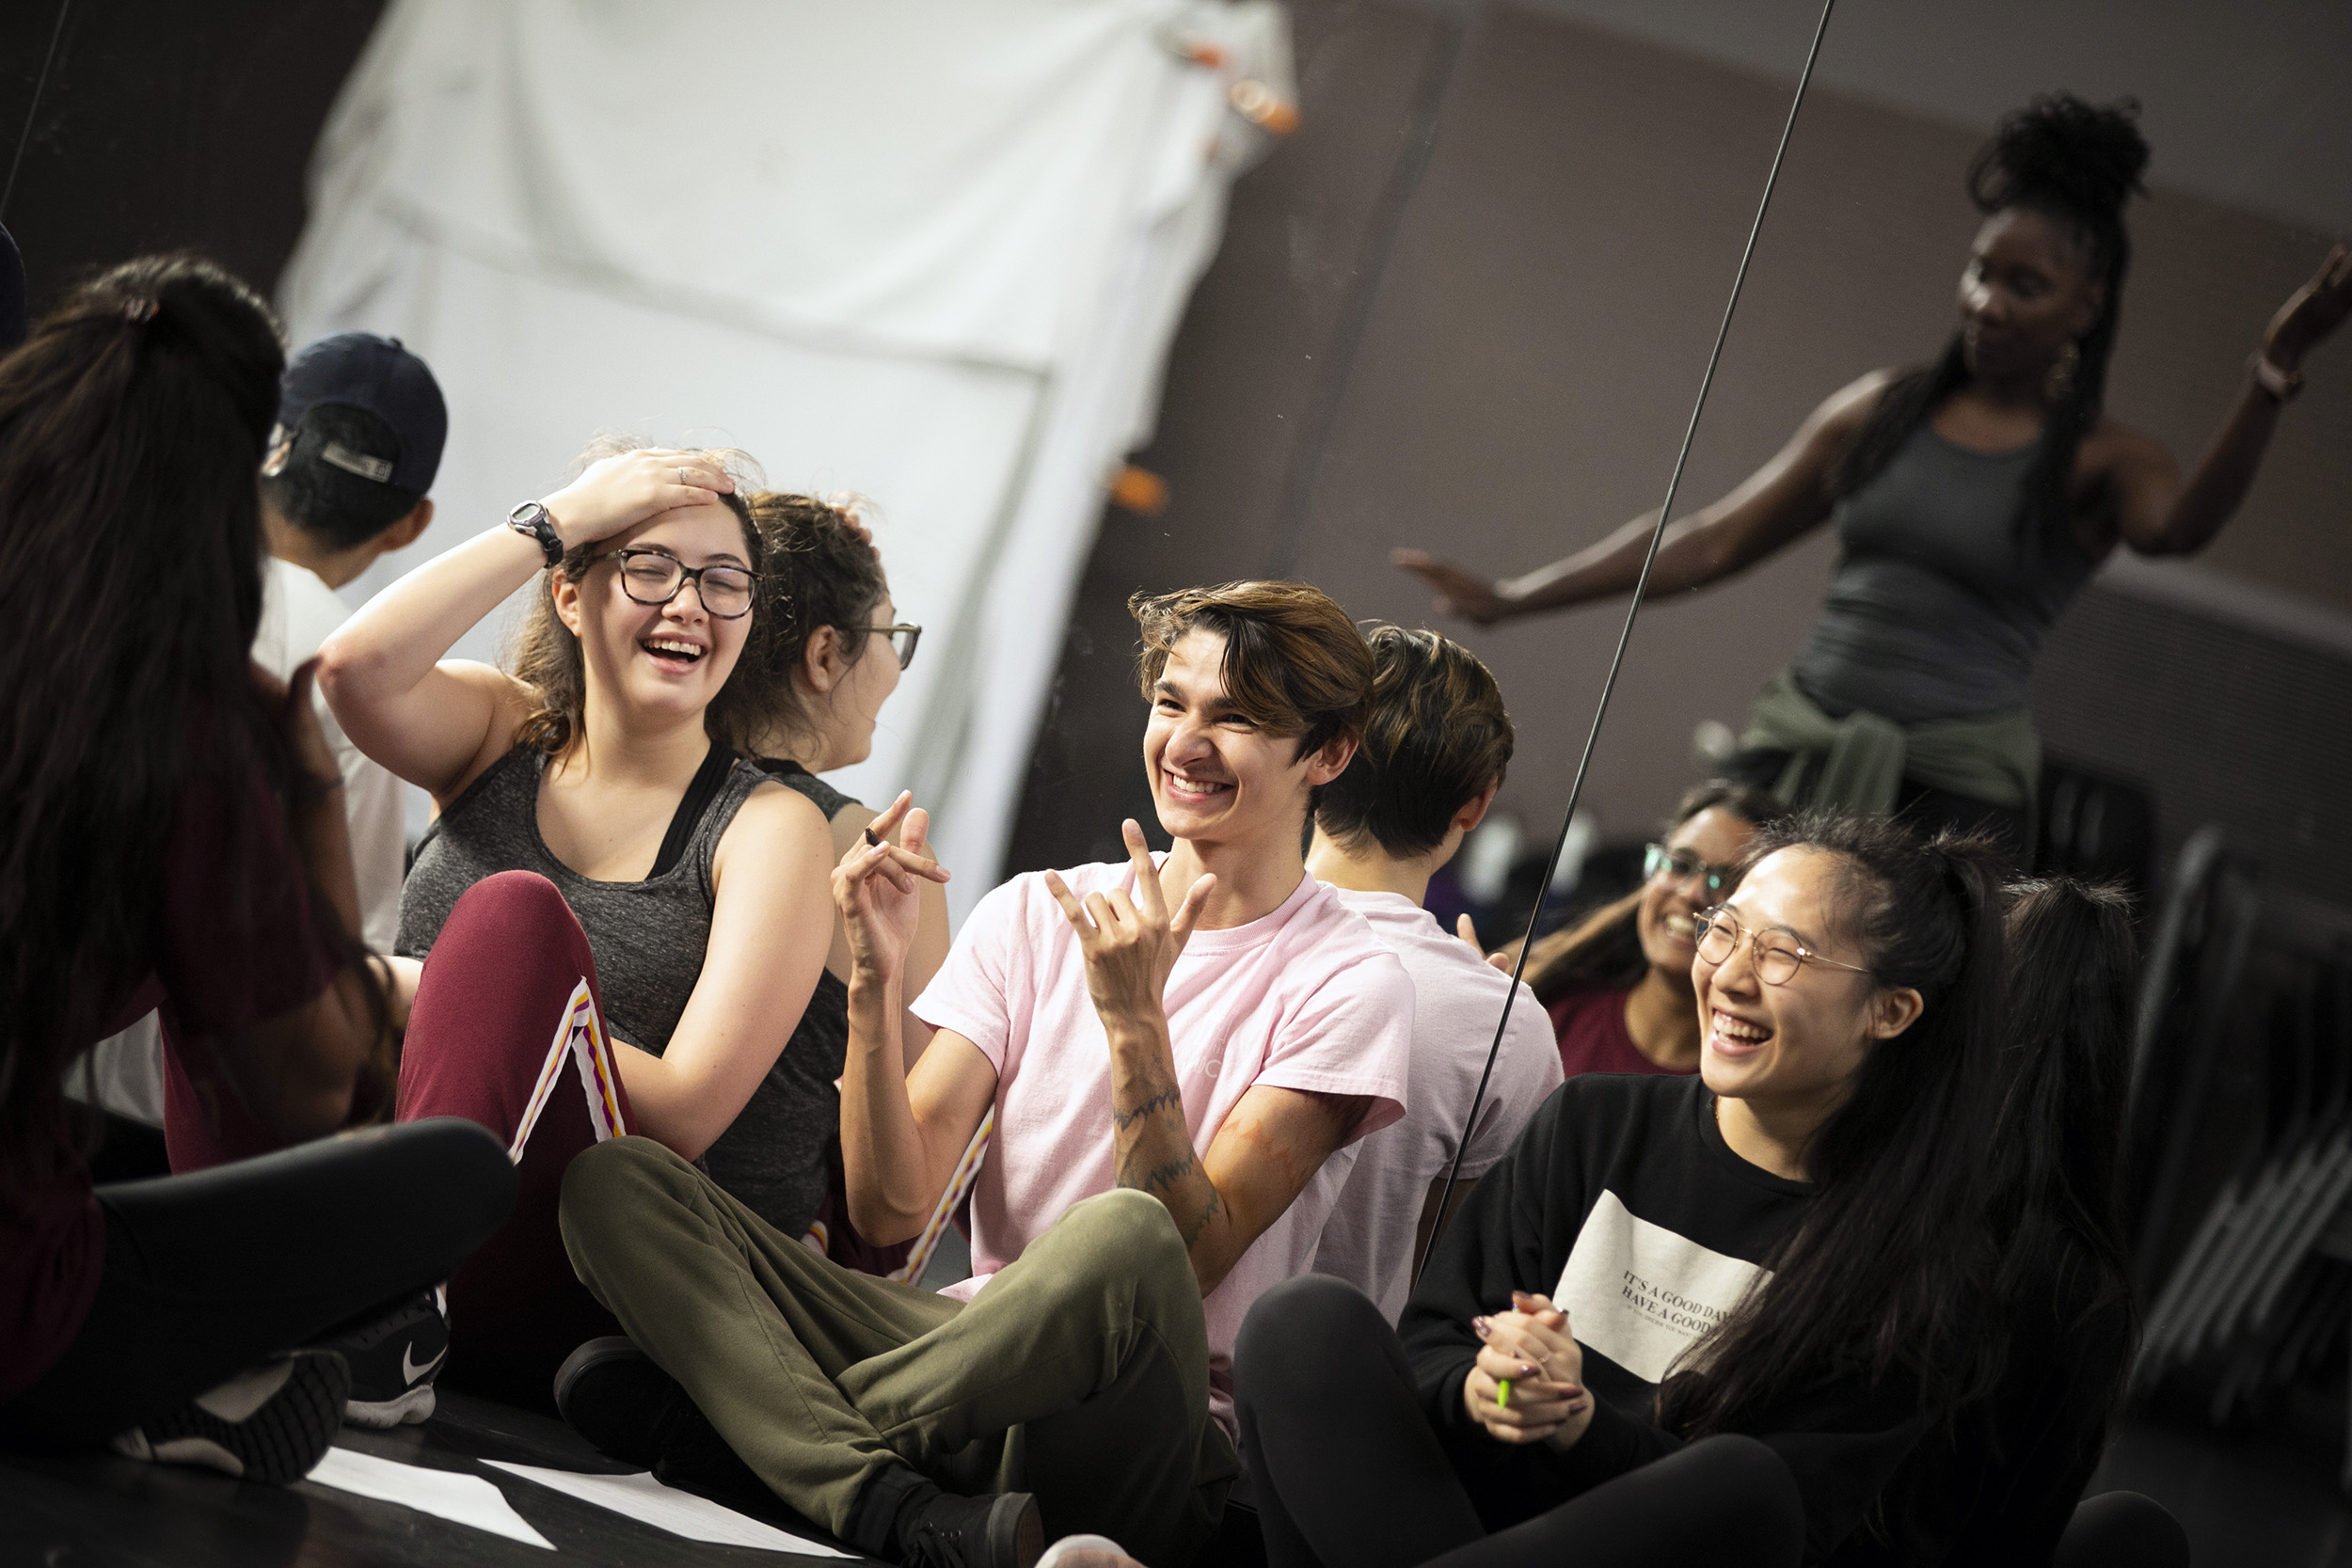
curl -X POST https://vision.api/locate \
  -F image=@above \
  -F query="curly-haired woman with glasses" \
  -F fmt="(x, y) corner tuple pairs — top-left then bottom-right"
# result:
(1513, 783), (1788, 1080)
(1236, 813), (2175, 1567)
(319, 440), (936, 1406)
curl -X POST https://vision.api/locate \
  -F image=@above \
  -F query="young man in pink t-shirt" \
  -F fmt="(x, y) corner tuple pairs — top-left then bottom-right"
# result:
(558, 582), (1413, 1568)
(1300, 626), (1564, 1323)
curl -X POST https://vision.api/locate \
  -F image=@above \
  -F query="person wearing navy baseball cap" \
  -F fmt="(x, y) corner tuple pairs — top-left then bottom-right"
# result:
(248, 331), (453, 1426)
(257, 331), (444, 948)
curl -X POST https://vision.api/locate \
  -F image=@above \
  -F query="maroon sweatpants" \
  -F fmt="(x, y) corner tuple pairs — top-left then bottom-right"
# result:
(396, 870), (632, 1407)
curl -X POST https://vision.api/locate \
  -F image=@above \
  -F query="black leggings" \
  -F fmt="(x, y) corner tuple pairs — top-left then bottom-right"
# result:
(1234, 1275), (1805, 1568)
(0, 1117), (516, 1449)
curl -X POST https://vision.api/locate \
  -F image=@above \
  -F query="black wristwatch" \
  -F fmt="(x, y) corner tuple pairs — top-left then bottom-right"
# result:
(506, 499), (564, 566)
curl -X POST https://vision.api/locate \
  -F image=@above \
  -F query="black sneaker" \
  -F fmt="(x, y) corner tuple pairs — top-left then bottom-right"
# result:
(899, 1491), (1043, 1568)
(108, 1350), (350, 1485)
(554, 1338), (774, 1511)
(555, 1337), (685, 1466)
(327, 1288), (447, 1428)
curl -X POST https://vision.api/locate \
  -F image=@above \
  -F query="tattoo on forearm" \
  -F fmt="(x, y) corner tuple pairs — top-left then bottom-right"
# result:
(1113, 1086), (1184, 1132)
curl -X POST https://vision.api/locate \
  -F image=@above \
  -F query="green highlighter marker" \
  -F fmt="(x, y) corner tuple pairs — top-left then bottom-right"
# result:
(1496, 1377), (1512, 1409)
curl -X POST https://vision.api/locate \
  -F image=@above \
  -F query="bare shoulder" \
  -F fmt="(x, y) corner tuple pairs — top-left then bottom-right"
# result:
(1811, 369), (1904, 439)
(715, 776), (834, 866)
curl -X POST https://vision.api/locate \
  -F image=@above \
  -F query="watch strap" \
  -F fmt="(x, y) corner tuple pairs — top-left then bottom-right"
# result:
(507, 500), (564, 566)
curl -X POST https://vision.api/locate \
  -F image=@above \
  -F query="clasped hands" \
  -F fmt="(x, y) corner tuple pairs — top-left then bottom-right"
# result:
(1463, 1290), (1595, 1450)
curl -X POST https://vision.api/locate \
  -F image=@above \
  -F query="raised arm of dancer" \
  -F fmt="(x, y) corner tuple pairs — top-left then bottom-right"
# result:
(834, 796), (987, 1243)
(2107, 245), (2351, 558)
(1045, 822), (1370, 1294)
(1392, 372), (1891, 626)
(317, 449), (735, 805)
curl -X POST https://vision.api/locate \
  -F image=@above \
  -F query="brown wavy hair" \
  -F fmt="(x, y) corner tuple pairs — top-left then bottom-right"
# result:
(735, 490), (888, 758)
(1314, 625), (1513, 859)
(1129, 579), (1373, 766)
(508, 437), (769, 755)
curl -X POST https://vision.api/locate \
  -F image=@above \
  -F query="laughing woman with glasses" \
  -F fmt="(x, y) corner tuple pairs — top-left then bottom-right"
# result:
(1512, 783), (1788, 1080)
(317, 439), (932, 1407)
(1235, 812), (2170, 1567)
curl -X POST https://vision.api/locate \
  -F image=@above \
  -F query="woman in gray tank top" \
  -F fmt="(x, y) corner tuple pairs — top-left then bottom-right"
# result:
(317, 441), (939, 1400)
(1396, 94), (2350, 852)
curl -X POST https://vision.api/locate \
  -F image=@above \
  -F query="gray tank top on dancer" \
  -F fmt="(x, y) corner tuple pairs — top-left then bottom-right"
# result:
(1790, 423), (2100, 725)
(398, 746), (840, 1238)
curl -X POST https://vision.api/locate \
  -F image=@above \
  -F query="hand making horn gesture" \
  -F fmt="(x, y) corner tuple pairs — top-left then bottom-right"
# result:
(830, 791), (951, 987)
(1042, 819), (1216, 1029)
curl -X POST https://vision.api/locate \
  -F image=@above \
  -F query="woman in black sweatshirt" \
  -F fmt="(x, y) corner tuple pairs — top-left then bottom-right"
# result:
(1236, 814), (2169, 1566)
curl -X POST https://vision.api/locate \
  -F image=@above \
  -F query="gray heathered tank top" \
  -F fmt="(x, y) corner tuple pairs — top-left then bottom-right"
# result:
(397, 745), (842, 1238)
(1790, 423), (2100, 725)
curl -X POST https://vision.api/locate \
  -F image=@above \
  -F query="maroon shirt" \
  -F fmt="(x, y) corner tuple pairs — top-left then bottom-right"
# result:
(0, 756), (341, 1403)
(1548, 984), (1695, 1080)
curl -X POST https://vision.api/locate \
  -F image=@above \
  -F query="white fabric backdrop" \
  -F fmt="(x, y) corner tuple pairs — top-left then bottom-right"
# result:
(281, 0), (1289, 915)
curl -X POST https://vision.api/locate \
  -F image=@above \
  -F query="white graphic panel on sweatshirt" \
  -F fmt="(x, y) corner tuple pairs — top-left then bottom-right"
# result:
(1552, 1190), (1771, 1385)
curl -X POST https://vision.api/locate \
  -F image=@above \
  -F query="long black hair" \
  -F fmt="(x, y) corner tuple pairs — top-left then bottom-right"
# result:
(1991, 877), (2138, 1354)
(1832, 94), (2150, 550)
(0, 254), (329, 1200)
(1519, 780), (1790, 1005)
(1659, 814), (2011, 1436)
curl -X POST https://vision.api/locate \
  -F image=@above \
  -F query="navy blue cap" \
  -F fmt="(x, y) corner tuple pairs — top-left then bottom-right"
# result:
(278, 332), (447, 492)
(0, 224), (24, 353)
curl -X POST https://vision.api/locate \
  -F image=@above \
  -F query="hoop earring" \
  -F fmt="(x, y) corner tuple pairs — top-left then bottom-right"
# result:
(2044, 340), (2080, 403)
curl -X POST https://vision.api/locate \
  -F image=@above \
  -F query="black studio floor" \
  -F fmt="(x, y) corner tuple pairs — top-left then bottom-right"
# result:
(7, 1405), (2345, 1568)
(1, 1388), (879, 1568)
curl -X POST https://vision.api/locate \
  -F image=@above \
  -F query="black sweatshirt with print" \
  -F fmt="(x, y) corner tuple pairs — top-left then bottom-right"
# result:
(1400, 1072), (2118, 1564)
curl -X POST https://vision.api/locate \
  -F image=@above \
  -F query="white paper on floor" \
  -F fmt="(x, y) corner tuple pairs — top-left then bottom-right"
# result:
(306, 1446), (554, 1549)
(483, 1461), (855, 1557)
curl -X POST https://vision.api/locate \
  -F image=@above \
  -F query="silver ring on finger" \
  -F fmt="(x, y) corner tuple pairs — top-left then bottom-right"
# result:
(678, 467), (689, 485)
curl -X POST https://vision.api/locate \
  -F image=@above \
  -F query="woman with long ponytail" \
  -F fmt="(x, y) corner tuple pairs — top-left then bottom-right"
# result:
(1399, 93), (2352, 854)
(0, 255), (514, 1484)
(1237, 815), (2087, 1565)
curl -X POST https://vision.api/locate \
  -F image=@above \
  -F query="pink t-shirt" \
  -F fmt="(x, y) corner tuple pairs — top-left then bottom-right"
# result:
(912, 860), (1414, 1439)
(1310, 891), (1565, 1323)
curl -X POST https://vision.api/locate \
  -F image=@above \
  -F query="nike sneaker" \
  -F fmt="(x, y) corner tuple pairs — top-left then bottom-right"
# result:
(108, 1350), (349, 1485)
(329, 1287), (448, 1429)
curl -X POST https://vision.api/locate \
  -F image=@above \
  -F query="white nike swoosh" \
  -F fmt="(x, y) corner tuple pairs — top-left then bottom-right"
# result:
(402, 1342), (449, 1386)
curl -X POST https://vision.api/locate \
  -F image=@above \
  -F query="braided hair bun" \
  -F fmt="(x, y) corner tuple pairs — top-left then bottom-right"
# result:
(1967, 93), (2149, 255)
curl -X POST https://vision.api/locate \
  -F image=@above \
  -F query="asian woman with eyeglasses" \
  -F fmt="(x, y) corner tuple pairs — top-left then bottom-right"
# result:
(1235, 813), (2174, 1567)
(1514, 783), (1788, 1080)
(317, 440), (932, 1407)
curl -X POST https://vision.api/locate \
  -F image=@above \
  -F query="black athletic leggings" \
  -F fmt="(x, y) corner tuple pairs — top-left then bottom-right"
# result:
(1235, 1275), (1804, 1568)
(0, 1117), (516, 1449)
(1236, 1276), (2189, 1568)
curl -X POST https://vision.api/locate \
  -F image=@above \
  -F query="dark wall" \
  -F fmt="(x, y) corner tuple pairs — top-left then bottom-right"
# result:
(1006, 0), (2351, 905)
(0, 0), (384, 315)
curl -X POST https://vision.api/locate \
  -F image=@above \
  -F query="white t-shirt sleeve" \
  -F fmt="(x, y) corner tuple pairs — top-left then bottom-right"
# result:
(909, 874), (1031, 1069)
(1249, 949), (1415, 1142)
(1456, 978), (1565, 1178)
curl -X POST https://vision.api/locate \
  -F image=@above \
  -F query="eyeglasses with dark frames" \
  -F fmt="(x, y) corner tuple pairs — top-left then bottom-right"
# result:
(1692, 906), (1874, 987)
(856, 623), (922, 671)
(1643, 841), (1740, 896)
(592, 547), (762, 620)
